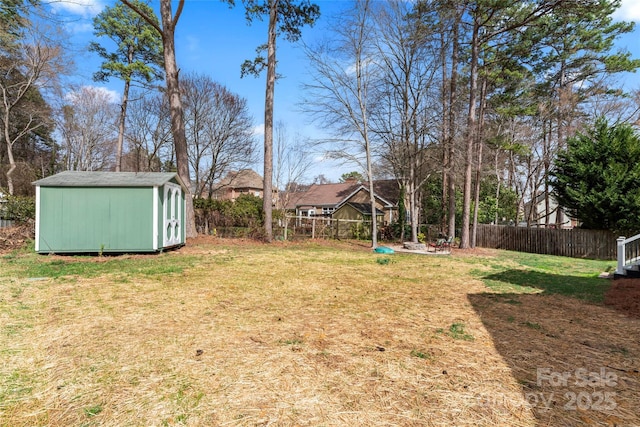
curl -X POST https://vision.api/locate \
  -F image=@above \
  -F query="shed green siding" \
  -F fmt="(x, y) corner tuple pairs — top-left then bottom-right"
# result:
(37, 187), (154, 253)
(34, 171), (186, 254)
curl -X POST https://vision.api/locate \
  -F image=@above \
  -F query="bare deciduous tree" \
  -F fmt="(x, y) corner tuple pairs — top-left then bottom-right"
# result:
(59, 86), (118, 171)
(273, 120), (313, 212)
(371, 0), (441, 243)
(0, 20), (68, 194)
(303, 0), (380, 248)
(181, 73), (256, 198)
(123, 90), (172, 172)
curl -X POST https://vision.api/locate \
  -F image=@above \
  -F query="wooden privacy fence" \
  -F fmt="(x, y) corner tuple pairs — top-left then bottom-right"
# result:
(475, 224), (617, 260)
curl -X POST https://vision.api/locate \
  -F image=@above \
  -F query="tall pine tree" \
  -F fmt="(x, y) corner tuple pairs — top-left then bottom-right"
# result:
(237, 0), (320, 242)
(90, 0), (163, 172)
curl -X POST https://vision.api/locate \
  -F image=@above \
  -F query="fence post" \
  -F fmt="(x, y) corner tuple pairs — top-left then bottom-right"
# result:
(616, 236), (626, 276)
(284, 216), (288, 240)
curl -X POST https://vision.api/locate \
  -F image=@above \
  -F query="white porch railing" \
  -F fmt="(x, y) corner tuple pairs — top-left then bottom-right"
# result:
(616, 234), (640, 275)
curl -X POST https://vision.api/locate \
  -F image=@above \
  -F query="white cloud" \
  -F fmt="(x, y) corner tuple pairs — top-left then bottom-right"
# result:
(65, 86), (120, 104)
(614, 0), (640, 22)
(252, 124), (265, 137)
(65, 22), (94, 33)
(185, 35), (200, 53)
(345, 57), (377, 75)
(50, 0), (105, 18)
(98, 87), (120, 103)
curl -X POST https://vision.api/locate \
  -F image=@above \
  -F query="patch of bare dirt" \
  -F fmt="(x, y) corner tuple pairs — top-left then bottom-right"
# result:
(605, 278), (640, 318)
(452, 246), (501, 257)
(0, 222), (34, 254)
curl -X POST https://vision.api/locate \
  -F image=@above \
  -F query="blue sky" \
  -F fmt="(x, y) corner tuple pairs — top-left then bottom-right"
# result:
(49, 0), (640, 182)
(51, 0), (353, 181)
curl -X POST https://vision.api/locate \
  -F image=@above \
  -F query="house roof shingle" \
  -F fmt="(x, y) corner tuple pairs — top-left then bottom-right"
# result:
(213, 169), (263, 191)
(285, 182), (359, 210)
(342, 202), (384, 215)
(371, 180), (401, 206)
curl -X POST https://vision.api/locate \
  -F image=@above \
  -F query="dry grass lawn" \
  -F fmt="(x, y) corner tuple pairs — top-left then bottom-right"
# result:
(1, 237), (639, 426)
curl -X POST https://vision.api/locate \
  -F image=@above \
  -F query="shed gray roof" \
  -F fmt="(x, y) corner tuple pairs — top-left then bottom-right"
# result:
(33, 171), (186, 189)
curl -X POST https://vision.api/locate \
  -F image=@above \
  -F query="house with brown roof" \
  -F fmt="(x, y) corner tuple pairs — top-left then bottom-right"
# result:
(210, 169), (267, 201)
(284, 179), (400, 224)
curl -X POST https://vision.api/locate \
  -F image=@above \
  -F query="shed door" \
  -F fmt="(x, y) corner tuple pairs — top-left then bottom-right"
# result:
(163, 183), (182, 247)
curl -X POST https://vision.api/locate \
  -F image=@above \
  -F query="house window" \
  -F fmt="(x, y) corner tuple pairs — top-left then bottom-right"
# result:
(322, 207), (335, 215)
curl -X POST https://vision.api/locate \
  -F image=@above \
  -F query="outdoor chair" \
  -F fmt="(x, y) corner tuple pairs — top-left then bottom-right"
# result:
(429, 236), (453, 252)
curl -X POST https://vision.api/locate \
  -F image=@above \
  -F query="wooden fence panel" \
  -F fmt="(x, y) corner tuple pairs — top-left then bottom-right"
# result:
(475, 225), (617, 260)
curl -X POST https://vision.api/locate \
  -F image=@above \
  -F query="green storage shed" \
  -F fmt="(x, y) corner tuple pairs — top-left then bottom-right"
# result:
(33, 171), (187, 254)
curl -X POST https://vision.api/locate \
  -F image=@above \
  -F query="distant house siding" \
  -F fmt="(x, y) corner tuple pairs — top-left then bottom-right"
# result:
(523, 195), (577, 229)
(333, 204), (361, 221)
(333, 203), (383, 222)
(346, 189), (394, 223)
(332, 205), (361, 238)
(347, 189), (371, 204)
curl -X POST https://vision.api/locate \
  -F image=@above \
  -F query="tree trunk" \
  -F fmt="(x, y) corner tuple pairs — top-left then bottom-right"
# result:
(115, 77), (130, 172)
(352, 0), (376, 248)
(262, 0), (277, 243)
(5, 162), (15, 195)
(446, 5), (461, 241)
(409, 174), (417, 242)
(459, 15), (479, 249)
(3, 109), (15, 195)
(471, 77), (487, 248)
(158, 0), (196, 238)
(494, 147), (501, 225)
(362, 72), (376, 246)
(398, 184), (406, 241)
(367, 147), (377, 248)
(441, 33), (449, 235)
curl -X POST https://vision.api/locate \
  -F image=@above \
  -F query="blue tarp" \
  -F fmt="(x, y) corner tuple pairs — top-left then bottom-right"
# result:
(374, 246), (395, 254)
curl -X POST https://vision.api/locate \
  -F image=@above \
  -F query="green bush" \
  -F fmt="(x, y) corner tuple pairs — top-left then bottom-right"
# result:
(231, 194), (263, 226)
(2, 195), (35, 222)
(552, 117), (640, 233)
(194, 194), (263, 229)
(350, 222), (369, 240)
